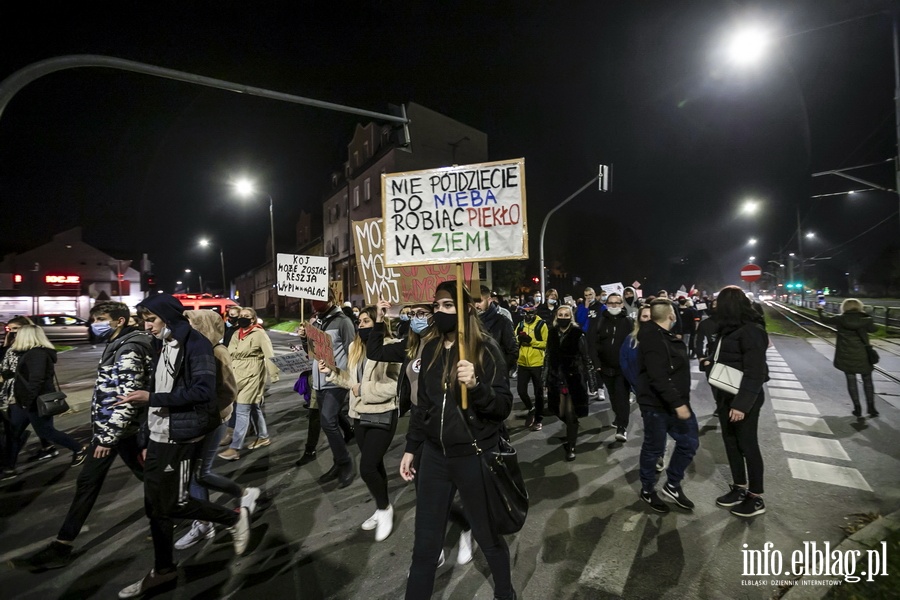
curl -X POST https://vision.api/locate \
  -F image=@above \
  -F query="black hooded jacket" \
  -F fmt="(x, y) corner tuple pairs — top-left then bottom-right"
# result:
(14, 347), (58, 410)
(479, 303), (517, 370)
(137, 293), (218, 443)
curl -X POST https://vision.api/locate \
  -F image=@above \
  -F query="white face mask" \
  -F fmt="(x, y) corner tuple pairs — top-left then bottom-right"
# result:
(607, 307), (623, 316)
(548, 298), (557, 305)
(153, 326), (171, 341)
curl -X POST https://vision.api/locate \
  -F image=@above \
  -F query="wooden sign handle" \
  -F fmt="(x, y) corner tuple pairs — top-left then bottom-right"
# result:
(456, 262), (468, 410)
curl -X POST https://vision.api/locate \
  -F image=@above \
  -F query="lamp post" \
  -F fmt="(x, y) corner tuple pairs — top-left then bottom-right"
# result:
(234, 177), (278, 319)
(199, 238), (228, 297)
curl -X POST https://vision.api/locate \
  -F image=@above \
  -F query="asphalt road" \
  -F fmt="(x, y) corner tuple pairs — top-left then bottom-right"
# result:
(1, 331), (898, 599)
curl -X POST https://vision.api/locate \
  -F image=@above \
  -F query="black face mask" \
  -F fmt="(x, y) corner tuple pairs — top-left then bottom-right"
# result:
(433, 311), (457, 334)
(524, 313), (536, 323)
(557, 318), (572, 330)
(227, 316), (239, 325)
(358, 327), (372, 342)
(237, 317), (252, 329)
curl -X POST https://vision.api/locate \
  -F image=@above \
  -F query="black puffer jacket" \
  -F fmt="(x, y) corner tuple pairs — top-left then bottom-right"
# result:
(406, 336), (512, 458)
(818, 309), (877, 374)
(593, 311), (634, 374)
(480, 303), (518, 370)
(14, 347), (57, 410)
(636, 322), (690, 412)
(707, 322), (770, 412)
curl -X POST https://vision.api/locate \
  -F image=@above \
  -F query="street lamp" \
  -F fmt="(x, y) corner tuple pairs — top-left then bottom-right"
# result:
(725, 25), (771, 66)
(233, 176), (278, 319)
(199, 237), (228, 297)
(805, 231), (815, 239)
(740, 199), (760, 215)
(748, 237), (758, 246)
(749, 256), (756, 262)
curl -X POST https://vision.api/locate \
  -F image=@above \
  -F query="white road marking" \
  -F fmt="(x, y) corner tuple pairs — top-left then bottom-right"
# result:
(768, 372), (799, 381)
(768, 366), (794, 373)
(578, 511), (648, 596)
(774, 413), (834, 435)
(781, 432), (851, 460)
(767, 380), (804, 389)
(767, 388), (811, 400)
(787, 458), (872, 492)
(770, 398), (820, 414)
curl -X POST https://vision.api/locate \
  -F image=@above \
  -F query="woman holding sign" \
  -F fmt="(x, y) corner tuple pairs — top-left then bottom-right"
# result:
(319, 306), (401, 542)
(399, 281), (515, 600)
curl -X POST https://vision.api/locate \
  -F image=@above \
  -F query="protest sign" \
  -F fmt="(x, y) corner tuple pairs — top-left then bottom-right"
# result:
(270, 350), (313, 374)
(306, 326), (336, 371)
(276, 253), (328, 300)
(353, 218), (479, 309)
(382, 158), (527, 267)
(600, 282), (625, 296)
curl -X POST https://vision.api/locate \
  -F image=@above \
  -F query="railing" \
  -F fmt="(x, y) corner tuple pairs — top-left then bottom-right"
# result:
(790, 298), (900, 331)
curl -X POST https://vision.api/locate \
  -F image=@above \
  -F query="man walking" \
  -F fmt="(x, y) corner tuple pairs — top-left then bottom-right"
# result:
(12, 302), (154, 571)
(515, 305), (548, 429)
(593, 293), (634, 442)
(636, 299), (698, 514)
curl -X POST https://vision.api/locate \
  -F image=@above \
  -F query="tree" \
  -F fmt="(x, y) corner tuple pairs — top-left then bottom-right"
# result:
(490, 260), (526, 295)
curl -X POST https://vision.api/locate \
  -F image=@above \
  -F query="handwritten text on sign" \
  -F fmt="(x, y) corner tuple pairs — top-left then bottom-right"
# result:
(383, 158), (527, 266)
(353, 218), (479, 308)
(276, 254), (329, 300)
(270, 350), (313, 374)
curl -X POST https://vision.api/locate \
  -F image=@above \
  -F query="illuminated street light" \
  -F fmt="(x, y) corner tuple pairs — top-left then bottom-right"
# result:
(726, 25), (770, 66)
(740, 199), (760, 215)
(176, 280), (183, 285)
(184, 268), (192, 273)
(805, 231), (815, 239)
(749, 256), (756, 262)
(748, 237), (758, 246)
(199, 238), (210, 248)
(232, 175), (278, 319)
(198, 237), (228, 297)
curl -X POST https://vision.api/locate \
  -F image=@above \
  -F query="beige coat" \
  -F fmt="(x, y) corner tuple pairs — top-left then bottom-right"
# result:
(185, 310), (237, 421)
(325, 339), (400, 418)
(228, 327), (280, 405)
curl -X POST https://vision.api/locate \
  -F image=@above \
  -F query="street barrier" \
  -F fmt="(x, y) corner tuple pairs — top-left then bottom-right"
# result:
(790, 298), (900, 331)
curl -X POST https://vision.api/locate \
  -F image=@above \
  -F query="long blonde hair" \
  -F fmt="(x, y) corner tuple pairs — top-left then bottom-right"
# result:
(630, 305), (652, 348)
(11, 325), (55, 352)
(840, 298), (865, 314)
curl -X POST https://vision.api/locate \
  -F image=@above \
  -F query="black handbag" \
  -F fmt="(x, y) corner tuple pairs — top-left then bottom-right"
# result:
(358, 409), (395, 430)
(37, 373), (69, 417)
(456, 404), (528, 535)
(856, 329), (880, 365)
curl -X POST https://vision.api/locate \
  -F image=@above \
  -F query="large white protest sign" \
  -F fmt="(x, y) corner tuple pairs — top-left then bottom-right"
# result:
(600, 282), (625, 296)
(276, 253), (329, 300)
(382, 158), (527, 267)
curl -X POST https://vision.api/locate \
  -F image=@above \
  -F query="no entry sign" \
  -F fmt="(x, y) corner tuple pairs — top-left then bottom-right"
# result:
(740, 264), (762, 282)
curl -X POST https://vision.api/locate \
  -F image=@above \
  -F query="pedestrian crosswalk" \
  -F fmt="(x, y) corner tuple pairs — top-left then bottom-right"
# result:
(766, 346), (872, 491)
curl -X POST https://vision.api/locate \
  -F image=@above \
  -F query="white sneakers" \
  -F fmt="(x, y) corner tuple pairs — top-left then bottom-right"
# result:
(375, 505), (394, 542)
(174, 521), (215, 550)
(241, 487), (261, 515)
(361, 511), (378, 531)
(457, 530), (475, 565)
(227, 507), (251, 555)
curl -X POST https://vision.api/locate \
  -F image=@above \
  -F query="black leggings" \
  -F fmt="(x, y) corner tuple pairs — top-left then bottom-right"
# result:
(406, 443), (513, 600)
(354, 413), (398, 510)
(845, 373), (874, 405)
(716, 389), (765, 495)
(516, 365), (543, 416)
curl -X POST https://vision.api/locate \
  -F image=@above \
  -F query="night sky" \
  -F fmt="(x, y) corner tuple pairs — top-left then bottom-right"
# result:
(1, 0), (897, 295)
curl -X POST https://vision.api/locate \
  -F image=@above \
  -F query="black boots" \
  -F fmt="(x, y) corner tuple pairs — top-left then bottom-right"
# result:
(867, 401), (879, 418)
(852, 401), (862, 418)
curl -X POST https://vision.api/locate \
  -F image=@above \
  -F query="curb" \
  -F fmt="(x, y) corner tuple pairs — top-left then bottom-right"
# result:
(781, 508), (900, 599)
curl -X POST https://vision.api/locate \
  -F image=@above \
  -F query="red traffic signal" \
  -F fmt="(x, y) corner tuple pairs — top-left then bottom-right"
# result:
(532, 276), (539, 283)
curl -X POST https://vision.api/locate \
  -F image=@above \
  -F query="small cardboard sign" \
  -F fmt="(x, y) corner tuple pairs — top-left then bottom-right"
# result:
(305, 326), (336, 371)
(276, 254), (329, 300)
(270, 350), (313, 374)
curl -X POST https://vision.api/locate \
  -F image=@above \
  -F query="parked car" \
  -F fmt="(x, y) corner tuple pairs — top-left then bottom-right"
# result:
(28, 314), (90, 344)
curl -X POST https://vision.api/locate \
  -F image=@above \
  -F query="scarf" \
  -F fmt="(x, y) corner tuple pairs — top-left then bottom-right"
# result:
(238, 323), (263, 341)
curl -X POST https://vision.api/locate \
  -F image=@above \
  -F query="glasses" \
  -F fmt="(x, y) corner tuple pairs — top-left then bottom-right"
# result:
(411, 310), (431, 318)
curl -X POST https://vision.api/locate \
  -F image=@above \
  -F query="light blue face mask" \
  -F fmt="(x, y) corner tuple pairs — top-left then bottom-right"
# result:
(91, 321), (112, 337)
(410, 316), (430, 334)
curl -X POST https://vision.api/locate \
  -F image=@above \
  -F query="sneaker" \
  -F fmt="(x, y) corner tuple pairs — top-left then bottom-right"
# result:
(457, 529), (475, 565)
(28, 447), (59, 462)
(640, 489), (670, 514)
(662, 482), (694, 510)
(524, 410), (535, 428)
(174, 521), (215, 550)
(375, 505), (394, 542)
(655, 457), (665, 473)
(10, 540), (73, 571)
(563, 443), (575, 462)
(1, 469), (17, 482)
(71, 447), (87, 468)
(219, 431), (233, 447)
(361, 511), (378, 531)
(530, 422), (543, 432)
(118, 568), (178, 599)
(596, 390), (606, 401)
(716, 485), (748, 508)
(295, 448), (317, 466)
(615, 427), (627, 443)
(731, 494), (766, 518)
(629, 392), (636, 404)
(228, 507), (251, 555)
(218, 448), (240, 461)
(247, 437), (271, 450)
(241, 487), (261, 515)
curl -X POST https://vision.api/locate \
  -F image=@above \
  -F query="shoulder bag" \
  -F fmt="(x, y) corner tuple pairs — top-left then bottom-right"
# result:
(455, 403), (528, 535)
(856, 328), (879, 365)
(37, 372), (70, 417)
(708, 332), (743, 395)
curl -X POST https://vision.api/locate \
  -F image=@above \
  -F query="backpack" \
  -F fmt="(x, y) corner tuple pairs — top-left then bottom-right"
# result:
(516, 318), (545, 342)
(619, 335), (641, 389)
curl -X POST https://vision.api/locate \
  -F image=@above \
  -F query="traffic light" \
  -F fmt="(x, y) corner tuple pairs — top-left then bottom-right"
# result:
(532, 276), (539, 284)
(141, 272), (157, 289)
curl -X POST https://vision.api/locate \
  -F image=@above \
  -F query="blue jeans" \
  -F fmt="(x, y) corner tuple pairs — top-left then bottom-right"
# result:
(318, 387), (350, 465)
(6, 402), (81, 468)
(230, 403), (268, 450)
(639, 406), (699, 491)
(192, 422), (242, 501)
